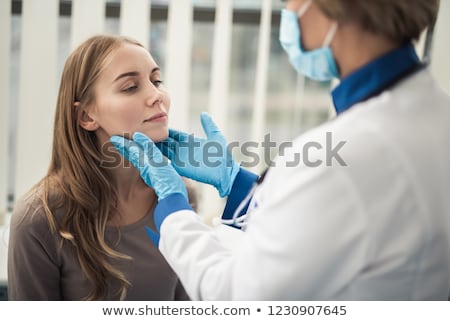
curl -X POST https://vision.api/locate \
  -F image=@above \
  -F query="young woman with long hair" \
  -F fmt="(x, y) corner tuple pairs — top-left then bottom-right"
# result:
(8, 35), (196, 300)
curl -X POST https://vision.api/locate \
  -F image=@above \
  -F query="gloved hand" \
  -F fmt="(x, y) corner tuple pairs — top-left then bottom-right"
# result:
(110, 132), (192, 247)
(110, 132), (188, 202)
(156, 112), (240, 198)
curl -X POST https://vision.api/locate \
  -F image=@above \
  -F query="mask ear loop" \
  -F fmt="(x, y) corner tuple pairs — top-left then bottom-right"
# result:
(322, 22), (338, 47)
(297, 0), (337, 49)
(297, 0), (313, 18)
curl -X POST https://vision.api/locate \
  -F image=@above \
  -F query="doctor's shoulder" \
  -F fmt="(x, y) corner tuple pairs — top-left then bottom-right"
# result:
(261, 109), (385, 192)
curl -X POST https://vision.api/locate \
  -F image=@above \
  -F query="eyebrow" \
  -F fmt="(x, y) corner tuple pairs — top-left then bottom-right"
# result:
(113, 67), (161, 82)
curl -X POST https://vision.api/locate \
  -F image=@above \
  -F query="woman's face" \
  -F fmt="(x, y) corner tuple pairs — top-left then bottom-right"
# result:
(85, 43), (170, 143)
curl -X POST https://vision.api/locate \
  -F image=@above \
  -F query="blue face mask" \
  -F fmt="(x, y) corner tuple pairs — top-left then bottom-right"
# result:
(279, 2), (339, 81)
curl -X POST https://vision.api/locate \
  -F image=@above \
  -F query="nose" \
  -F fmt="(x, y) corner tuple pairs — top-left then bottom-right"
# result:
(145, 82), (163, 107)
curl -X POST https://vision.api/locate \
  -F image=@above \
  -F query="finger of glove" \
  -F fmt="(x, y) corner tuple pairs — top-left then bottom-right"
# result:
(133, 132), (165, 165)
(111, 135), (155, 189)
(145, 226), (160, 247)
(110, 135), (140, 165)
(133, 132), (153, 151)
(156, 138), (176, 161)
(110, 135), (128, 158)
(200, 112), (222, 138)
(169, 128), (190, 143)
(128, 144), (146, 171)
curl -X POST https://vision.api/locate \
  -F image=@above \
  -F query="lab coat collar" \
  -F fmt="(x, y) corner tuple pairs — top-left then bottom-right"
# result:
(332, 43), (422, 115)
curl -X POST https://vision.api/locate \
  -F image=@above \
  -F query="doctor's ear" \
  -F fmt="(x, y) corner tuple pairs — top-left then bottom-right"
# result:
(74, 101), (100, 131)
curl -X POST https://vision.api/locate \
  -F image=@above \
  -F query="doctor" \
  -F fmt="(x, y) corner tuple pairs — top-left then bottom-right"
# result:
(111, 0), (450, 300)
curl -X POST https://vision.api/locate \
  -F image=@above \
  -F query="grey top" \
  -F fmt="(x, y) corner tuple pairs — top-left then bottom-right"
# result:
(7, 193), (190, 301)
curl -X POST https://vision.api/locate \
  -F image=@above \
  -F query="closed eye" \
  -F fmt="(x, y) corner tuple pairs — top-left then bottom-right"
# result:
(152, 80), (163, 88)
(123, 85), (138, 93)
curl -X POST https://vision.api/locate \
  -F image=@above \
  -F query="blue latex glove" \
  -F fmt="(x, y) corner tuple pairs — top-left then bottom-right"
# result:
(156, 112), (240, 197)
(110, 133), (192, 247)
(110, 132), (188, 202)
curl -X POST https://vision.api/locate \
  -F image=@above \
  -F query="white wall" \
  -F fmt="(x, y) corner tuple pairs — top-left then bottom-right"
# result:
(0, 0), (11, 227)
(0, 218), (10, 283)
(15, 0), (59, 202)
(431, 0), (450, 93)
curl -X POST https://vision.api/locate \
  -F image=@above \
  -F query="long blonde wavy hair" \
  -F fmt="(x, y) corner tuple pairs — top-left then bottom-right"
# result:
(34, 35), (144, 300)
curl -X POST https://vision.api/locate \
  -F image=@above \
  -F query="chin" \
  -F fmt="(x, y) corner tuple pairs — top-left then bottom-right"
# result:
(142, 128), (169, 143)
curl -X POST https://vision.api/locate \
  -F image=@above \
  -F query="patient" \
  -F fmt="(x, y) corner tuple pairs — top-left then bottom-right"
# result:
(8, 35), (197, 300)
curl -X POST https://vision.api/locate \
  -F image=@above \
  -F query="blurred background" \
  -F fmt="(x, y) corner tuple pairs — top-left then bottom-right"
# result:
(0, 0), (449, 297)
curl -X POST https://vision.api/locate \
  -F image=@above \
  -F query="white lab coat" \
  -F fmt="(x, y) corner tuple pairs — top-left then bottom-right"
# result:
(159, 69), (450, 300)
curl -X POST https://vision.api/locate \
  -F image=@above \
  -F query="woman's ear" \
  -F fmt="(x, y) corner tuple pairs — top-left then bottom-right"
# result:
(74, 102), (100, 131)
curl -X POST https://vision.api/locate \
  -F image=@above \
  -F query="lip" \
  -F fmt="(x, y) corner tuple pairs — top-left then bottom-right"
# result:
(144, 112), (167, 122)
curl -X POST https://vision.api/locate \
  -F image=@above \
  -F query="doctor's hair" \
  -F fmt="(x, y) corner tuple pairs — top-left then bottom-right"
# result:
(314, 0), (440, 43)
(34, 35), (144, 301)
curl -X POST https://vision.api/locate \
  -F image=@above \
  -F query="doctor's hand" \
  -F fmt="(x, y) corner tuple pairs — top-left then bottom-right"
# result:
(156, 112), (240, 198)
(110, 133), (192, 247)
(110, 132), (188, 202)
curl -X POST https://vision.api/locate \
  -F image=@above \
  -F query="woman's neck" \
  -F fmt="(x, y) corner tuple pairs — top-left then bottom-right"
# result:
(103, 143), (157, 227)
(95, 134), (146, 195)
